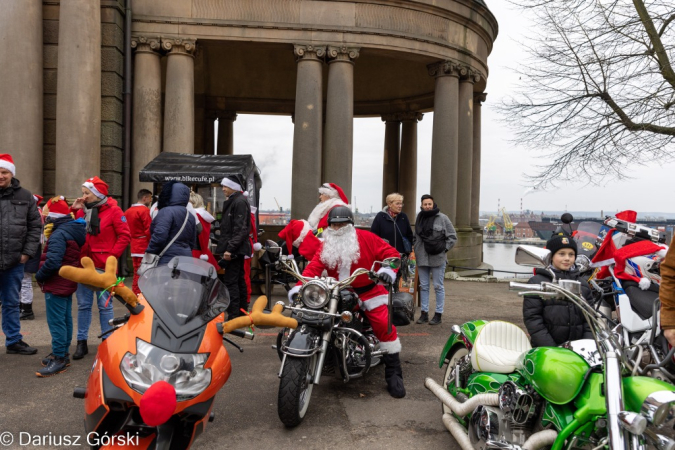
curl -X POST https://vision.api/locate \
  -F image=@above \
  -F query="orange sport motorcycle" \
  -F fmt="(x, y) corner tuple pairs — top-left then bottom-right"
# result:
(60, 256), (295, 449)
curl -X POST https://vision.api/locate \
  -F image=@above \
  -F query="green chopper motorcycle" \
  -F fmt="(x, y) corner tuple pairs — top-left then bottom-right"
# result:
(425, 278), (675, 449)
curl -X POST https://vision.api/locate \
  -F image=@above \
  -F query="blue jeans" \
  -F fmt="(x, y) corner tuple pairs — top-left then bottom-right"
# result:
(418, 260), (447, 314)
(0, 263), (25, 346)
(76, 283), (113, 341)
(45, 293), (73, 357)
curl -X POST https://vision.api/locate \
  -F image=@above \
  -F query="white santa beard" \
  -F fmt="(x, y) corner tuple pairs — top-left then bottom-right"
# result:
(321, 226), (360, 280)
(307, 197), (345, 229)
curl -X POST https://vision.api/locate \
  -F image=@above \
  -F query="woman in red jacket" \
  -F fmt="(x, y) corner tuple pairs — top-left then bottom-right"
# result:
(70, 177), (131, 360)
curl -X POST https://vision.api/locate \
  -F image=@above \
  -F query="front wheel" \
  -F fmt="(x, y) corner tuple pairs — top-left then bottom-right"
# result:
(278, 356), (315, 427)
(442, 344), (469, 416)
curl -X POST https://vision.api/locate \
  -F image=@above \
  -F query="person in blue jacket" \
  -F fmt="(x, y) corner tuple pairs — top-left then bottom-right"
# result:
(145, 181), (197, 266)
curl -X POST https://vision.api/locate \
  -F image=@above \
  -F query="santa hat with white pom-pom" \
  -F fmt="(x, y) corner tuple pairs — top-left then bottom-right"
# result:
(613, 240), (668, 290)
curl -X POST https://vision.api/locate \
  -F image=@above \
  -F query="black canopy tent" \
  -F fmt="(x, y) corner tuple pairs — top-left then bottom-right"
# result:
(138, 153), (262, 214)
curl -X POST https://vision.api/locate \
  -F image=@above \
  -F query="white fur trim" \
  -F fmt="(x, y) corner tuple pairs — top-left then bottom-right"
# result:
(376, 267), (397, 285)
(292, 220), (313, 247)
(319, 185), (339, 199)
(359, 294), (389, 311)
(379, 338), (402, 354)
(195, 207), (215, 224)
(0, 159), (15, 175)
(149, 202), (158, 219)
(130, 203), (145, 208)
(221, 177), (242, 191)
(82, 181), (105, 199)
(199, 254), (209, 261)
(288, 285), (301, 302)
(287, 254), (295, 259)
(250, 206), (258, 214)
(253, 242), (262, 252)
(47, 212), (68, 219)
(131, 253), (144, 257)
(639, 277), (652, 290)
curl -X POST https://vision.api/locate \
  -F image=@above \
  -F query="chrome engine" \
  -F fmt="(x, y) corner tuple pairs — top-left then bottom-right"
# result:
(468, 381), (542, 449)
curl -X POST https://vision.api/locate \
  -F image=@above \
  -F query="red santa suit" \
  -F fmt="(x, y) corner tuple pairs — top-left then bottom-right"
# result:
(307, 183), (349, 232)
(124, 203), (152, 295)
(289, 228), (401, 354)
(191, 207), (219, 270)
(278, 219), (322, 261)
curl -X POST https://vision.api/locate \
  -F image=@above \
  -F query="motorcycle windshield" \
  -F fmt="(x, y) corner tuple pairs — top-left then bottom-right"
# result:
(138, 257), (230, 334)
(574, 222), (604, 258)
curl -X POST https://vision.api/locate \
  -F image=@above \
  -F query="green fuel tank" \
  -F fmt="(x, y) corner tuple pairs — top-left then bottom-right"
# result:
(516, 347), (590, 405)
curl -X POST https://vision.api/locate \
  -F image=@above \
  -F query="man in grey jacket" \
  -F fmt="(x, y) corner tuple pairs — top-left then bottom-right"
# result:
(413, 194), (457, 325)
(0, 154), (41, 354)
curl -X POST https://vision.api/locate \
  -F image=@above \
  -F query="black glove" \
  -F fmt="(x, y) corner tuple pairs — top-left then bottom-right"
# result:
(377, 270), (395, 285)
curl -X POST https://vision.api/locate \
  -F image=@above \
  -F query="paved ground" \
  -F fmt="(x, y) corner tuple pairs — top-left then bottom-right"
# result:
(0, 280), (525, 450)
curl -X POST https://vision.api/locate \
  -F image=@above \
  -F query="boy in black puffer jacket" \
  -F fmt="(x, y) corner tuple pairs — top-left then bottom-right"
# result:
(523, 235), (593, 347)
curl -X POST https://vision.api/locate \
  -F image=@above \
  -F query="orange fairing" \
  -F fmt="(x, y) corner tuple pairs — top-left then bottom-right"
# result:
(85, 294), (232, 418)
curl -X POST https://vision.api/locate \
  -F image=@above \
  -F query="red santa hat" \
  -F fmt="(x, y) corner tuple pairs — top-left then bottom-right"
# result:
(616, 210), (637, 222)
(0, 154), (16, 176)
(319, 183), (348, 204)
(82, 176), (109, 199)
(591, 210), (640, 279)
(613, 240), (667, 289)
(44, 196), (70, 218)
(33, 195), (44, 205)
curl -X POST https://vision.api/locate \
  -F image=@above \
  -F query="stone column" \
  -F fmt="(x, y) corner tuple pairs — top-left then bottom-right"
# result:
(427, 61), (461, 223)
(399, 112), (423, 220)
(131, 36), (162, 196)
(205, 111), (216, 155)
(216, 111), (237, 156)
(455, 69), (481, 232)
(162, 37), (196, 154)
(291, 45), (325, 220)
(381, 114), (401, 207)
(0, 1), (42, 194)
(55, 0), (101, 197)
(471, 93), (487, 231)
(323, 46), (359, 203)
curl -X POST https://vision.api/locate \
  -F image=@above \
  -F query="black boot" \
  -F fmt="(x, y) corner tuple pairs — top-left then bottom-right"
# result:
(416, 311), (429, 324)
(20, 303), (35, 320)
(73, 340), (88, 360)
(383, 353), (406, 398)
(6, 340), (38, 355)
(36, 356), (69, 377)
(429, 313), (442, 325)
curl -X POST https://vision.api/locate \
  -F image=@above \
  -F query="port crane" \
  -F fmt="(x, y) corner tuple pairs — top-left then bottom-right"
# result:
(500, 207), (515, 240)
(485, 215), (497, 238)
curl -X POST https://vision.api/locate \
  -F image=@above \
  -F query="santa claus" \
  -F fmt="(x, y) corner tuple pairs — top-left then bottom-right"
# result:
(306, 182), (349, 232)
(287, 206), (406, 398)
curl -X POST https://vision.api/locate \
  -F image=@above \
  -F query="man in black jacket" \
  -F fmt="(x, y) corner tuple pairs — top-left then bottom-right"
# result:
(216, 176), (252, 319)
(0, 154), (41, 355)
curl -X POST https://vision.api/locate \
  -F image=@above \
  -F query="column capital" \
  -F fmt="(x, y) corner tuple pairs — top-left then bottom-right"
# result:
(326, 45), (360, 63)
(216, 111), (237, 122)
(427, 60), (462, 78)
(474, 92), (488, 104)
(460, 67), (482, 84)
(294, 44), (326, 62)
(131, 35), (161, 54)
(161, 37), (197, 56)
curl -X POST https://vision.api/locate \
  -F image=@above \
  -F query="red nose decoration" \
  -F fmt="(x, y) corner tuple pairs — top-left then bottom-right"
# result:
(139, 381), (177, 426)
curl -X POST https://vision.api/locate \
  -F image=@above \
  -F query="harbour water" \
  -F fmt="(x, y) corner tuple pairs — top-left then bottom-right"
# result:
(482, 242), (534, 278)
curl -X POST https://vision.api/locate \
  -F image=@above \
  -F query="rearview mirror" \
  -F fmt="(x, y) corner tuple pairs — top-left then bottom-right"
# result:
(515, 245), (550, 268)
(382, 257), (401, 269)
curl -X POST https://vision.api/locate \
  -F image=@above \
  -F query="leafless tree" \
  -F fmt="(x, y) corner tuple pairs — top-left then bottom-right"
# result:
(498, 0), (674, 187)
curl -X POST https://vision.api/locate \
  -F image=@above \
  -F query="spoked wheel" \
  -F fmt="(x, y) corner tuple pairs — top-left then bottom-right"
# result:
(278, 355), (316, 427)
(442, 345), (469, 416)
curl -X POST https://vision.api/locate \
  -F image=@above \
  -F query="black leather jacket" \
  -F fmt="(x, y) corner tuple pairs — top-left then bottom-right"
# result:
(216, 192), (252, 257)
(0, 178), (42, 270)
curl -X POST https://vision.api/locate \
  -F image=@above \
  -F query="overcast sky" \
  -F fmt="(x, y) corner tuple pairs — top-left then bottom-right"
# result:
(225, 1), (675, 216)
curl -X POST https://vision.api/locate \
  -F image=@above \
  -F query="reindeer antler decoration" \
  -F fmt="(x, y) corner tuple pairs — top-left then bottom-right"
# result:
(59, 256), (143, 313)
(220, 297), (297, 333)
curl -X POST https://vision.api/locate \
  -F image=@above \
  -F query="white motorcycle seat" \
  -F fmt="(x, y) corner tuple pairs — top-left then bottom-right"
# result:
(471, 321), (532, 374)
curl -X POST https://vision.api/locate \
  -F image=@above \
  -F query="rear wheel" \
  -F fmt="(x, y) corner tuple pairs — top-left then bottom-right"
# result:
(442, 345), (469, 416)
(278, 355), (315, 427)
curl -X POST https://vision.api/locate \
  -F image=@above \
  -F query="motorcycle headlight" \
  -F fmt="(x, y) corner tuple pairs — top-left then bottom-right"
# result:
(120, 339), (211, 401)
(301, 281), (329, 309)
(641, 391), (675, 428)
